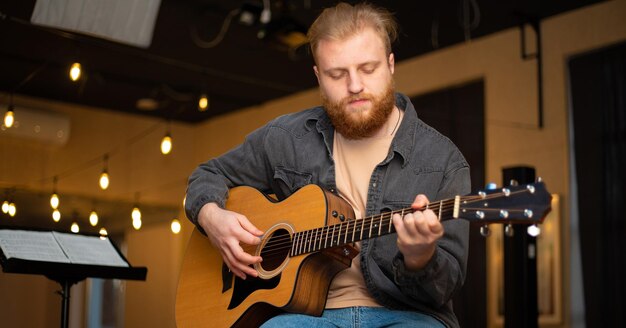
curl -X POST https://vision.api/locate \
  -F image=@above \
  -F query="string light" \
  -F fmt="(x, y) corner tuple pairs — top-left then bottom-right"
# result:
(99, 154), (110, 190)
(1, 200), (8, 214)
(4, 104), (14, 128)
(99, 227), (108, 239)
(8, 202), (16, 217)
(160, 133), (172, 155)
(131, 193), (142, 230)
(50, 176), (59, 209)
(171, 219), (181, 234)
(198, 93), (209, 111)
(52, 209), (61, 222)
(89, 210), (99, 226)
(71, 222), (80, 233)
(69, 62), (82, 81)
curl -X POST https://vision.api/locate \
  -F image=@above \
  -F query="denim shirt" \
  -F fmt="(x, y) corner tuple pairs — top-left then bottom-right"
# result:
(185, 93), (471, 328)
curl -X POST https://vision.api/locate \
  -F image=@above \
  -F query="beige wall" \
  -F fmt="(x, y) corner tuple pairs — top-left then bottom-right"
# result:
(1, 0), (625, 327)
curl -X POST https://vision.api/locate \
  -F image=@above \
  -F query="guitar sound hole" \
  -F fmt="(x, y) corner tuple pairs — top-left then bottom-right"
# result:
(259, 228), (291, 271)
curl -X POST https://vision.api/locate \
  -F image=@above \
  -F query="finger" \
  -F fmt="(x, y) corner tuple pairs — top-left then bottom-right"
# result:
(238, 215), (264, 237)
(234, 224), (263, 245)
(411, 194), (430, 210)
(392, 213), (408, 239)
(402, 212), (421, 236)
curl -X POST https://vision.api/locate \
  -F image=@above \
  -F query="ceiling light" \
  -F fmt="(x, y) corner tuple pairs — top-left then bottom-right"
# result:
(198, 94), (209, 111)
(8, 202), (16, 217)
(161, 133), (172, 155)
(1, 200), (8, 214)
(131, 206), (141, 221)
(89, 210), (99, 226)
(50, 176), (59, 209)
(4, 104), (14, 128)
(171, 219), (181, 234)
(99, 227), (108, 237)
(69, 62), (82, 81)
(52, 209), (61, 222)
(99, 154), (109, 190)
(71, 222), (79, 233)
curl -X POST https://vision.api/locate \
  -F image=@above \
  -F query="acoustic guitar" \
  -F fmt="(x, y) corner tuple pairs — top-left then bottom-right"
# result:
(176, 182), (551, 327)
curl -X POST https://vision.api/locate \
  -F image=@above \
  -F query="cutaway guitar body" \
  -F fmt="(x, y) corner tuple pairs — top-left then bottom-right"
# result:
(175, 185), (358, 328)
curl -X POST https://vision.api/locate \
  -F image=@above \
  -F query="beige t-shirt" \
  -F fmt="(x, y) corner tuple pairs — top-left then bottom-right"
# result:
(325, 109), (402, 308)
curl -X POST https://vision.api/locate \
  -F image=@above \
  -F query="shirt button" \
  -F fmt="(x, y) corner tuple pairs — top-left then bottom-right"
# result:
(373, 183), (377, 187)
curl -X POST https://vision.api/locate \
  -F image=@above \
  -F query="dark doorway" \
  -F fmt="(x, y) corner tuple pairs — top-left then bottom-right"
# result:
(569, 41), (626, 328)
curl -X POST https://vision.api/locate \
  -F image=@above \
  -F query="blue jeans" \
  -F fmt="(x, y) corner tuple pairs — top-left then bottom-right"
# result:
(260, 307), (445, 328)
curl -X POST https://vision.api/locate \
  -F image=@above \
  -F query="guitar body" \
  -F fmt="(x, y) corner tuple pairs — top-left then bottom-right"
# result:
(175, 185), (358, 328)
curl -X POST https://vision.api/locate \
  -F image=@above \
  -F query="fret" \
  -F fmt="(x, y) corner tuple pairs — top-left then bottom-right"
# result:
(360, 218), (365, 241)
(351, 219), (357, 243)
(368, 216), (374, 238)
(337, 222), (342, 246)
(438, 201), (443, 221)
(378, 214), (383, 236)
(318, 226), (326, 251)
(344, 221), (350, 244)
(331, 225), (337, 247)
(311, 228), (318, 252)
(299, 230), (307, 255)
(324, 225), (330, 249)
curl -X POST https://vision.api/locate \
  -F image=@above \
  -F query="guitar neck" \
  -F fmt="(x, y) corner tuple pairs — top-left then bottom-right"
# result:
(289, 198), (458, 257)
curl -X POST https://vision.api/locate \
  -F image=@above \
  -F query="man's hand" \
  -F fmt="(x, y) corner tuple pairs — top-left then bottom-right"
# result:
(392, 194), (443, 271)
(197, 203), (264, 279)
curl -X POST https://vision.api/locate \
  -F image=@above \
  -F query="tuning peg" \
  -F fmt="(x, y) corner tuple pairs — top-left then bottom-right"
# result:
(527, 224), (541, 237)
(505, 224), (514, 237)
(480, 225), (491, 237)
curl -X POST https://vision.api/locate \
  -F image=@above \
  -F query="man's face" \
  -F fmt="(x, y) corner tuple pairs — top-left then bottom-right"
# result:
(314, 28), (396, 139)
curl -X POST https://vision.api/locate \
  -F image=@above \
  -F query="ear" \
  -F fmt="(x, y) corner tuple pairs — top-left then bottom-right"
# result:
(388, 53), (395, 75)
(313, 66), (320, 83)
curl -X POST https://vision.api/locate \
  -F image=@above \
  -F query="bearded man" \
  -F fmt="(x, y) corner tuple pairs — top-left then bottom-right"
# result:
(185, 2), (470, 327)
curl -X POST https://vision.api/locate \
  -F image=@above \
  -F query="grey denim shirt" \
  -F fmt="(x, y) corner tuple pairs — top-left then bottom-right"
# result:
(185, 93), (471, 328)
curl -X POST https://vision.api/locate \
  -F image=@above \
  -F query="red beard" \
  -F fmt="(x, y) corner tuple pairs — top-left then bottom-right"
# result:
(322, 81), (396, 140)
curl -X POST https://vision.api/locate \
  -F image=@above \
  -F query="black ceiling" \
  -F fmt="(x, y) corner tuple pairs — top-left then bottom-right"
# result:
(0, 0), (603, 124)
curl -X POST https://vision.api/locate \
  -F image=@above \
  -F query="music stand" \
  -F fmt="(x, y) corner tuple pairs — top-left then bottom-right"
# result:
(0, 228), (148, 328)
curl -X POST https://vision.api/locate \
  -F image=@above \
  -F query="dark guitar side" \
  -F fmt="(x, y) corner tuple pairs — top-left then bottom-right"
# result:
(175, 185), (358, 328)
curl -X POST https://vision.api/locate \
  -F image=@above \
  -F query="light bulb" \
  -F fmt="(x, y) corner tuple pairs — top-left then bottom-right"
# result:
(71, 222), (79, 233)
(99, 227), (108, 236)
(171, 219), (181, 234)
(160, 134), (172, 155)
(52, 209), (61, 222)
(131, 207), (141, 221)
(89, 210), (99, 226)
(4, 108), (14, 128)
(198, 94), (209, 111)
(527, 224), (541, 237)
(50, 193), (59, 209)
(132, 217), (142, 230)
(69, 62), (81, 81)
(1, 200), (8, 214)
(99, 171), (109, 190)
(8, 202), (16, 217)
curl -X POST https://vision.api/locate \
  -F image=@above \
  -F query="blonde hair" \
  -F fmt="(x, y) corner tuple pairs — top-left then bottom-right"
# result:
(307, 2), (398, 62)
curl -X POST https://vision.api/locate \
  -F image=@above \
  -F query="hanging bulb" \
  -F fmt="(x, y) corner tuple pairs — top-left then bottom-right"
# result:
(1, 200), (8, 214)
(50, 193), (59, 209)
(160, 133), (172, 155)
(99, 227), (108, 236)
(8, 202), (16, 217)
(198, 94), (209, 111)
(132, 217), (142, 230)
(52, 209), (61, 222)
(131, 206), (141, 221)
(89, 210), (99, 226)
(71, 222), (80, 233)
(171, 219), (181, 234)
(99, 171), (109, 190)
(69, 62), (82, 81)
(99, 154), (110, 190)
(4, 105), (14, 128)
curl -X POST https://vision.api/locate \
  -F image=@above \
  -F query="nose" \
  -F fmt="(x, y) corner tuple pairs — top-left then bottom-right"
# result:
(347, 71), (364, 94)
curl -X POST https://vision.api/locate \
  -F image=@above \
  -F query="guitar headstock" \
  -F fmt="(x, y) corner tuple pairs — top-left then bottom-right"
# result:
(456, 181), (552, 225)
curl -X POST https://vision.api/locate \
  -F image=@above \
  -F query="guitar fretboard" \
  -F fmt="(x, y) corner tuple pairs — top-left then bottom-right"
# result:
(289, 198), (457, 257)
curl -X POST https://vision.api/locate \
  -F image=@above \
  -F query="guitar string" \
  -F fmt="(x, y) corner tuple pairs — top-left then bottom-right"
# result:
(253, 188), (537, 259)
(257, 191), (533, 259)
(259, 189), (535, 256)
